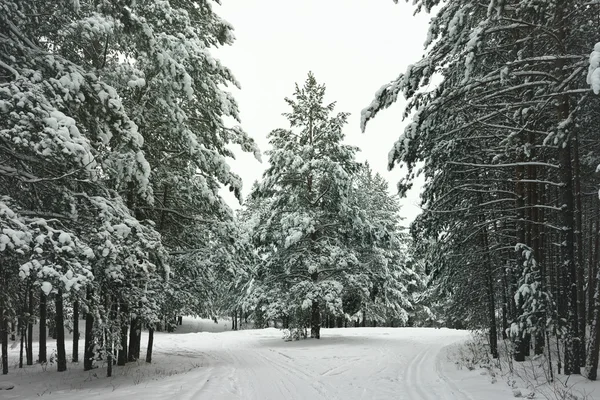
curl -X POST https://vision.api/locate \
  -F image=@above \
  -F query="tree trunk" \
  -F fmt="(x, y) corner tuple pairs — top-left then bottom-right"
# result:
(501, 268), (509, 340)
(311, 300), (321, 339)
(18, 314), (23, 368)
(586, 259), (600, 380)
(573, 129), (586, 366)
(478, 192), (498, 359)
(535, 181), (547, 356)
(55, 289), (67, 372)
(106, 329), (112, 377)
(514, 162), (527, 362)
(118, 304), (128, 366)
(83, 309), (94, 371)
(72, 300), (79, 362)
(1, 303), (7, 375)
(589, 200), (598, 325)
(555, 0), (579, 375)
(26, 287), (33, 366)
(39, 291), (47, 364)
(559, 120), (579, 375)
(128, 316), (141, 362)
(310, 269), (320, 339)
(146, 327), (154, 363)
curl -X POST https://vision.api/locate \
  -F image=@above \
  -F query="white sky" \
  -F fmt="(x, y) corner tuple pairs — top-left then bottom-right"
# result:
(215, 0), (430, 225)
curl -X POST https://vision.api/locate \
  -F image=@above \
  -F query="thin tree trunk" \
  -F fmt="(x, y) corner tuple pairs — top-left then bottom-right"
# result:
(310, 269), (321, 338)
(586, 259), (600, 380)
(502, 267), (509, 340)
(556, 0), (579, 375)
(106, 328), (112, 377)
(573, 129), (586, 366)
(18, 311), (24, 368)
(514, 162), (527, 362)
(1, 302), (7, 375)
(589, 200), (598, 324)
(146, 326), (154, 363)
(39, 291), (47, 364)
(559, 111), (579, 376)
(118, 303), (128, 366)
(84, 309), (94, 371)
(55, 289), (67, 372)
(72, 300), (79, 362)
(478, 192), (498, 358)
(26, 286), (33, 365)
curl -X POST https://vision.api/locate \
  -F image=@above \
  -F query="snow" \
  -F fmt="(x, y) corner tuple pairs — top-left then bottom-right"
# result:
(58, 231), (71, 244)
(588, 42), (600, 94)
(0, 319), (523, 400)
(40, 281), (53, 295)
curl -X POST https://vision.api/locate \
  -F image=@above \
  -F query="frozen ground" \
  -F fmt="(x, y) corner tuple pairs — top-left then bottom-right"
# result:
(0, 319), (528, 399)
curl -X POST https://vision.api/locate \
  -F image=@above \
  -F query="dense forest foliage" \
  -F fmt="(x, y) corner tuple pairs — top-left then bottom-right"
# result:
(4, 0), (600, 384)
(363, 0), (600, 378)
(0, 0), (418, 376)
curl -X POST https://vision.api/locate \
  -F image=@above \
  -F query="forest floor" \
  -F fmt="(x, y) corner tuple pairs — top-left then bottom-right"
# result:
(0, 318), (594, 399)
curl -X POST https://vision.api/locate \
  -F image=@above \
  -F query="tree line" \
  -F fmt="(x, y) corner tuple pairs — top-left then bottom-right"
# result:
(1, 0), (422, 377)
(0, 0), (258, 375)
(362, 0), (600, 378)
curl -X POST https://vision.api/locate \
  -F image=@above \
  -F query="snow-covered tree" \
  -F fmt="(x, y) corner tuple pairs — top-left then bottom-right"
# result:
(245, 73), (415, 338)
(1, 0), (257, 375)
(364, 0), (598, 375)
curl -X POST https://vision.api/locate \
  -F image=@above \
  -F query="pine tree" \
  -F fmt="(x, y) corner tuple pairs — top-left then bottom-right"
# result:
(363, 0), (596, 374)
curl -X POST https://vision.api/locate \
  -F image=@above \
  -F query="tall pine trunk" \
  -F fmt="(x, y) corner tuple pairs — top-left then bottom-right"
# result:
(106, 328), (112, 378)
(18, 316), (24, 369)
(118, 303), (128, 366)
(83, 309), (94, 371)
(26, 286), (33, 365)
(128, 316), (140, 362)
(39, 290), (47, 363)
(559, 134), (579, 375)
(573, 129), (586, 366)
(514, 162), (527, 362)
(72, 300), (79, 362)
(1, 294), (7, 375)
(146, 326), (154, 363)
(310, 270), (320, 339)
(586, 257), (600, 380)
(311, 300), (321, 339)
(55, 289), (67, 372)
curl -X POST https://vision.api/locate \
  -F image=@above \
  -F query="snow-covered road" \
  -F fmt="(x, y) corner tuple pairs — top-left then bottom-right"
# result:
(1, 326), (515, 399)
(187, 328), (470, 400)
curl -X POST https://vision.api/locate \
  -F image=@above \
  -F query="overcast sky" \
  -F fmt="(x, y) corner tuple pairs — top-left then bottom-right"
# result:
(215, 0), (430, 225)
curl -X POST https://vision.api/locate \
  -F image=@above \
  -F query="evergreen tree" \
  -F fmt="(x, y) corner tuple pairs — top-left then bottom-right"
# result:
(364, 0), (597, 375)
(246, 73), (416, 337)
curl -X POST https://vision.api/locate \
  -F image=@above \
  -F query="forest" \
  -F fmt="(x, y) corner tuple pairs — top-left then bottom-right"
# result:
(2, 0), (600, 398)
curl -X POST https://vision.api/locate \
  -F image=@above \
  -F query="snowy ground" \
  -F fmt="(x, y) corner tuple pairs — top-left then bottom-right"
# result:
(1, 319), (533, 399)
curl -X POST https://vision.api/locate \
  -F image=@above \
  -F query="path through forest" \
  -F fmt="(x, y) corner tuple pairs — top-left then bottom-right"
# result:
(1, 324), (515, 399)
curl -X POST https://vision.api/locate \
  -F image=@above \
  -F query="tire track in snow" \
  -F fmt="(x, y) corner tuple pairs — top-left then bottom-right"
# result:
(320, 357), (359, 377)
(434, 346), (474, 400)
(255, 348), (338, 399)
(221, 341), (331, 400)
(404, 344), (435, 400)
